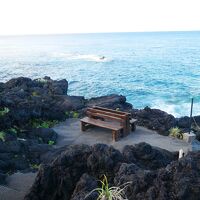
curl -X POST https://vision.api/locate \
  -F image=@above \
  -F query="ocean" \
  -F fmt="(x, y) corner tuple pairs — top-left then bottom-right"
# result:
(0, 31), (200, 117)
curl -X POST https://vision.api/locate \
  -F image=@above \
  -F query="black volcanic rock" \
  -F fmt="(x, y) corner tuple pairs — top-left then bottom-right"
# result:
(24, 143), (194, 200)
(25, 144), (92, 200)
(32, 128), (57, 144)
(70, 173), (98, 200)
(87, 144), (123, 175)
(86, 94), (133, 112)
(115, 151), (200, 200)
(132, 106), (176, 135)
(0, 172), (7, 185)
(0, 77), (131, 131)
(123, 142), (177, 170)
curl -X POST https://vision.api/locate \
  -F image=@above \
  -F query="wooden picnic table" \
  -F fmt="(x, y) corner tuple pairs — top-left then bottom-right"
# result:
(80, 106), (137, 141)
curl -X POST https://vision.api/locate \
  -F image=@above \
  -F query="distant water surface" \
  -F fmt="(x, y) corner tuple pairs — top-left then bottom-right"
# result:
(0, 32), (200, 117)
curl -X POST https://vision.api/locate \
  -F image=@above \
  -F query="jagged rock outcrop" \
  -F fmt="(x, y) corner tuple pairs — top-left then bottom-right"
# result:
(0, 77), (131, 130)
(122, 143), (177, 170)
(132, 106), (176, 135)
(114, 151), (200, 200)
(24, 143), (194, 200)
(86, 94), (132, 112)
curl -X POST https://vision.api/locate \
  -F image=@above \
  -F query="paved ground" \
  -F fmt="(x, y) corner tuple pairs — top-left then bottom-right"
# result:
(0, 118), (197, 200)
(53, 118), (191, 152)
(0, 172), (36, 200)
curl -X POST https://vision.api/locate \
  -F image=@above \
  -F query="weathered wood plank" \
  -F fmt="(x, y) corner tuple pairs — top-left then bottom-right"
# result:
(93, 106), (131, 116)
(81, 117), (122, 131)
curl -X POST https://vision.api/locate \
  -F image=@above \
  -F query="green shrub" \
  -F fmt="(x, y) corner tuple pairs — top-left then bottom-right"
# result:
(38, 137), (43, 143)
(48, 140), (55, 145)
(30, 164), (40, 170)
(72, 111), (79, 118)
(65, 111), (70, 117)
(169, 127), (183, 139)
(65, 111), (79, 118)
(31, 119), (59, 128)
(86, 175), (131, 200)
(0, 107), (10, 117)
(0, 131), (6, 142)
(32, 91), (39, 96)
(9, 128), (17, 136)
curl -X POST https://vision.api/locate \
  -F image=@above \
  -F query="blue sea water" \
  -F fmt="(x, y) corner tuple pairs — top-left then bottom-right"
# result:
(0, 31), (200, 117)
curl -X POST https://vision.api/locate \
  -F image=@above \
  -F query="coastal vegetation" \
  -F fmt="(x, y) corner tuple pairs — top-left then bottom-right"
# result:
(86, 175), (131, 200)
(30, 164), (40, 170)
(30, 119), (59, 128)
(169, 127), (183, 139)
(0, 131), (6, 142)
(48, 140), (55, 145)
(31, 91), (39, 97)
(0, 107), (9, 117)
(65, 111), (79, 118)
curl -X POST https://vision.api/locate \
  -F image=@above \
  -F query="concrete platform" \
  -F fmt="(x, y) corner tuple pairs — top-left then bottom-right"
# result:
(53, 118), (191, 152)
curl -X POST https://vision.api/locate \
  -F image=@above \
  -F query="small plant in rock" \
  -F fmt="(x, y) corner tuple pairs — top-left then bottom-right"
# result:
(38, 137), (43, 143)
(169, 127), (183, 139)
(32, 91), (39, 96)
(48, 140), (55, 145)
(86, 175), (131, 200)
(72, 111), (79, 118)
(9, 128), (18, 136)
(31, 119), (59, 128)
(65, 111), (70, 117)
(30, 164), (40, 170)
(0, 107), (10, 117)
(65, 111), (79, 118)
(0, 131), (6, 142)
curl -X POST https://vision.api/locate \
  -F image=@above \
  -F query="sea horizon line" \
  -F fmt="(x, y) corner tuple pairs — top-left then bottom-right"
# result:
(0, 30), (200, 37)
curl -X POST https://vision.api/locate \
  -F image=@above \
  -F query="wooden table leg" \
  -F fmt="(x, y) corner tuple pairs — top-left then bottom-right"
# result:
(131, 123), (136, 131)
(112, 130), (117, 142)
(81, 121), (86, 131)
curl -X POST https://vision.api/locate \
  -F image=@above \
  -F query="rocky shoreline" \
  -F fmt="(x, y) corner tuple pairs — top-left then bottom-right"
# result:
(0, 77), (200, 199)
(24, 143), (200, 200)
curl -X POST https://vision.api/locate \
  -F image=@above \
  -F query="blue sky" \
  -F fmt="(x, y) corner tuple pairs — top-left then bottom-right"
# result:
(0, 0), (200, 35)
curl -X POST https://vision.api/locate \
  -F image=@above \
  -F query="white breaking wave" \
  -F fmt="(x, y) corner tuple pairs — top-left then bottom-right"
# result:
(52, 52), (110, 62)
(152, 100), (200, 117)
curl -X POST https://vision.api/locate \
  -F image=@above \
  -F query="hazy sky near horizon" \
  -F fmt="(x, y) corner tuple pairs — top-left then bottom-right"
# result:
(0, 0), (200, 35)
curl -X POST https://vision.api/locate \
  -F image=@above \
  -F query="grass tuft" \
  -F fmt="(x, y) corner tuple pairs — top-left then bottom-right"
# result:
(169, 127), (183, 139)
(32, 91), (39, 96)
(65, 111), (79, 118)
(0, 107), (10, 117)
(0, 131), (6, 142)
(48, 140), (55, 145)
(86, 175), (131, 200)
(31, 119), (59, 128)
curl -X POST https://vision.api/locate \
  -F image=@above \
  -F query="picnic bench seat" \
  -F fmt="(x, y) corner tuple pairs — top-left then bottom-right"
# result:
(80, 106), (137, 141)
(81, 117), (123, 141)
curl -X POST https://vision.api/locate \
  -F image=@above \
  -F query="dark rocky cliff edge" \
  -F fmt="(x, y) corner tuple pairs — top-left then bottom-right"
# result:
(24, 143), (200, 200)
(0, 77), (200, 199)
